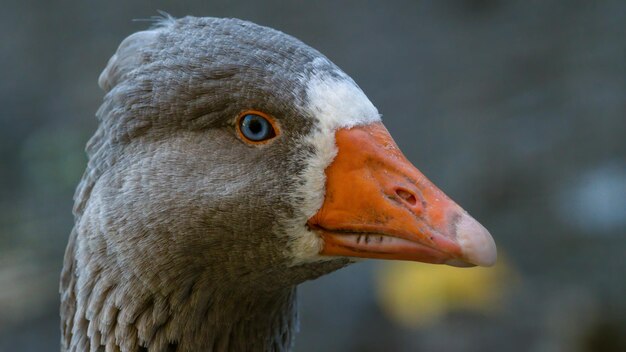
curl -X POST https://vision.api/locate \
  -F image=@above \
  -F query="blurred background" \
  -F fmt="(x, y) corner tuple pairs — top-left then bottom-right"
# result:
(1, 0), (625, 351)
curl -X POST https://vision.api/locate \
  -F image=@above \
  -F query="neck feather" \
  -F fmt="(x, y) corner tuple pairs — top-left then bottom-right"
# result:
(61, 231), (300, 352)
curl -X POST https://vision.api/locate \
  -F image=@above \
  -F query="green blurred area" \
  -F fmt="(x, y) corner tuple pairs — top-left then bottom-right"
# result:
(1, 1), (625, 351)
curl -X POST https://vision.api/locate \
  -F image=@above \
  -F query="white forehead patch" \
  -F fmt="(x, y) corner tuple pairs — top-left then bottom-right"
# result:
(286, 70), (381, 264)
(304, 71), (381, 130)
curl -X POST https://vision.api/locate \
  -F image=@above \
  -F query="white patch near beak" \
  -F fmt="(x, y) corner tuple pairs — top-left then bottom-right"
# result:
(286, 64), (381, 264)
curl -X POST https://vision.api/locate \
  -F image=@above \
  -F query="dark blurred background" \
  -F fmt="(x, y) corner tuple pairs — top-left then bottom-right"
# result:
(1, 0), (625, 351)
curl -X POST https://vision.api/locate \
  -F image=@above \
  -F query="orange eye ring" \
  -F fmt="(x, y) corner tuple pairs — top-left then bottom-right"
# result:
(235, 110), (281, 145)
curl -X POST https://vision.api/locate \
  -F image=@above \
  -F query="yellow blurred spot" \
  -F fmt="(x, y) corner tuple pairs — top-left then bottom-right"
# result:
(375, 256), (513, 327)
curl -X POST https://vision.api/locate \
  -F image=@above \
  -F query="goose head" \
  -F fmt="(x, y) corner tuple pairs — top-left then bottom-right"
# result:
(61, 16), (496, 351)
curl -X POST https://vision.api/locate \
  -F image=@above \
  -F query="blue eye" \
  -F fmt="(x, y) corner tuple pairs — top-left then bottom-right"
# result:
(238, 113), (278, 143)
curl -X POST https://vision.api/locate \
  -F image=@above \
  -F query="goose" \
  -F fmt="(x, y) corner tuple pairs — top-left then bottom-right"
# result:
(60, 15), (497, 352)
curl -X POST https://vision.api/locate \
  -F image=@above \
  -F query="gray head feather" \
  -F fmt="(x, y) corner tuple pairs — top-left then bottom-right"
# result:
(62, 16), (352, 352)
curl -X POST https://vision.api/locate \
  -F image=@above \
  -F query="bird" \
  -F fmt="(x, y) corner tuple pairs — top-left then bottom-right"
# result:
(60, 15), (497, 352)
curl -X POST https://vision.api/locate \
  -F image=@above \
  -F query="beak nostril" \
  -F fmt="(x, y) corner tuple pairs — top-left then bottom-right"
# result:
(396, 189), (417, 206)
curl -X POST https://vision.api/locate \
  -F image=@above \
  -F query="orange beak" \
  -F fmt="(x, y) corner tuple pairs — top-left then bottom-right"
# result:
(308, 122), (497, 267)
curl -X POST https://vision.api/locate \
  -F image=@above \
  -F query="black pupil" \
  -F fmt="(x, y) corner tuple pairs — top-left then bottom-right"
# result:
(248, 118), (263, 134)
